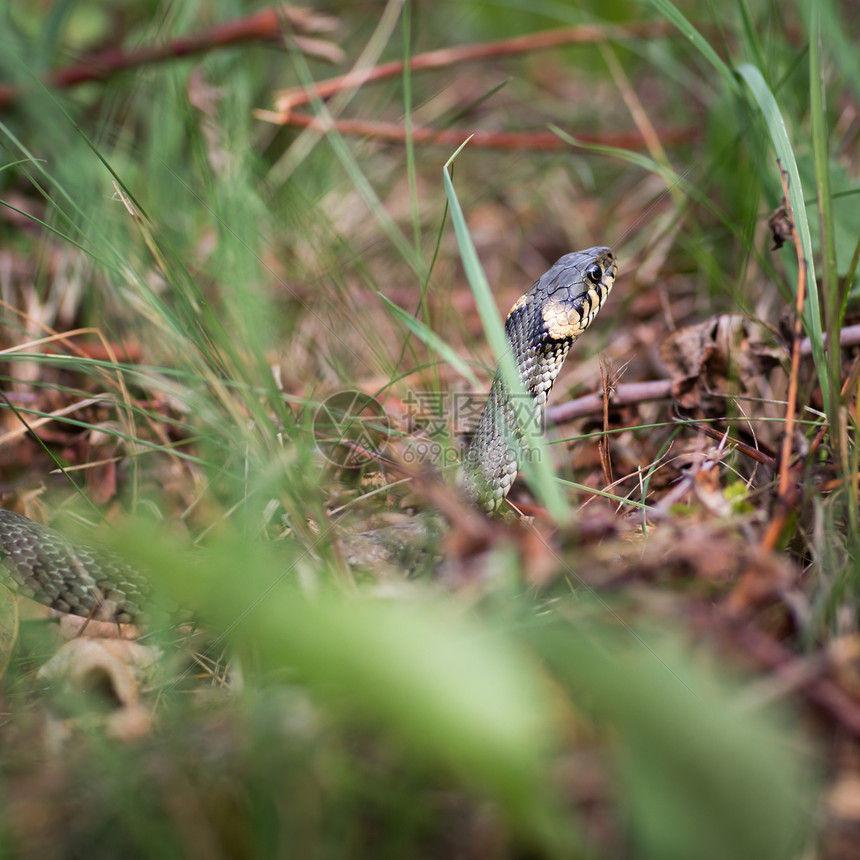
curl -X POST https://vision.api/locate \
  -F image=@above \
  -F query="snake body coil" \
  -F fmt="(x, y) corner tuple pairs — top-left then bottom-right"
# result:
(0, 507), (148, 623)
(0, 246), (616, 622)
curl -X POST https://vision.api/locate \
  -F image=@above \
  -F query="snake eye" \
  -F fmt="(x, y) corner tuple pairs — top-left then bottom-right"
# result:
(585, 263), (603, 285)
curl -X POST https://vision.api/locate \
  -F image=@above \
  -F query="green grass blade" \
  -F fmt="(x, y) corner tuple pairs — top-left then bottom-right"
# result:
(527, 618), (815, 860)
(737, 64), (824, 368)
(0, 198), (104, 263)
(401, 0), (422, 260)
(550, 125), (737, 241)
(647, 0), (739, 94)
(379, 293), (480, 388)
(271, 8), (424, 281)
(797, 0), (860, 105)
(809, 13), (840, 332)
(810, 6), (855, 525)
(0, 118), (122, 271)
(736, 0), (768, 78)
(126, 527), (578, 853)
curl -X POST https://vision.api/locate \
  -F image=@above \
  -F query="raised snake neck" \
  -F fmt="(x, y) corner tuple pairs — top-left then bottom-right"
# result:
(461, 247), (617, 511)
(0, 247), (616, 623)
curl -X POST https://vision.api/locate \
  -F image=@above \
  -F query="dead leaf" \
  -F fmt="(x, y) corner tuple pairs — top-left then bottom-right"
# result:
(38, 638), (160, 739)
(659, 314), (784, 411)
(768, 201), (793, 251)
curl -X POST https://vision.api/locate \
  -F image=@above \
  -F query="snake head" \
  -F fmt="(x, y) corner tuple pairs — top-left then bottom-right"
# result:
(505, 247), (617, 346)
(538, 247), (617, 341)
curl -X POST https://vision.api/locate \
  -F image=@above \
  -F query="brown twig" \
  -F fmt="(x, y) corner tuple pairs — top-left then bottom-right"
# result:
(265, 111), (699, 151)
(546, 379), (673, 425)
(598, 363), (614, 485)
(694, 423), (775, 467)
(818, 473), (860, 493)
(0, 5), (341, 110)
(267, 21), (680, 120)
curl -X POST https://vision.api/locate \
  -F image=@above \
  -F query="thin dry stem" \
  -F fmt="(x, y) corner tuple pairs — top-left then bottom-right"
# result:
(256, 111), (699, 151)
(0, 5), (341, 110)
(268, 21), (680, 119)
(775, 167), (808, 503)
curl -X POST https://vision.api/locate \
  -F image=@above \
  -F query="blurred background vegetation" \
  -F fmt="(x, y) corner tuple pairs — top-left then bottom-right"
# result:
(0, 0), (858, 857)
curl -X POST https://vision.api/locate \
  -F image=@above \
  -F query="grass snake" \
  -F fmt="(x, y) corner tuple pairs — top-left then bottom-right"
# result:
(0, 246), (616, 623)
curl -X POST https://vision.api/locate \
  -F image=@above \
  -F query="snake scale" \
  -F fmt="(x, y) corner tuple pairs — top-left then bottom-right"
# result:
(0, 246), (616, 623)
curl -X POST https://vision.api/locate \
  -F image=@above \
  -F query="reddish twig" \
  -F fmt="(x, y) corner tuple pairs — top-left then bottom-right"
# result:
(754, 167), (809, 558)
(267, 111), (699, 151)
(694, 423), (775, 466)
(267, 21), (680, 120)
(774, 169), (808, 502)
(0, 5), (340, 110)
